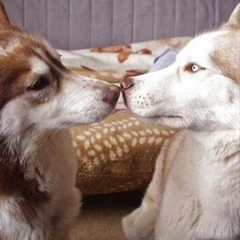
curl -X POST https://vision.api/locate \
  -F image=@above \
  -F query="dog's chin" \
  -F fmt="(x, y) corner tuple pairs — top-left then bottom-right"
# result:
(88, 112), (113, 123)
(126, 102), (188, 129)
(62, 113), (111, 127)
(38, 108), (116, 129)
(130, 110), (185, 129)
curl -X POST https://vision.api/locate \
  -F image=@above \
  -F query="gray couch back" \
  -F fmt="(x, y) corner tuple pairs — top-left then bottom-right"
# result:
(4, 0), (240, 50)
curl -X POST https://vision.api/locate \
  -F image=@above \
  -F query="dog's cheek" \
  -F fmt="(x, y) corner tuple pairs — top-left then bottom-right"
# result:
(26, 88), (57, 105)
(0, 99), (29, 136)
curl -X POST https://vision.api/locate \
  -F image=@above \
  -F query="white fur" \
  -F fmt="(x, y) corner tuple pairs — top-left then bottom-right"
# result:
(124, 31), (239, 131)
(0, 39), (20, 56)
(122, 21), (240, 240)
(29, 75), (116, 128)
(30, 57), (49, 75)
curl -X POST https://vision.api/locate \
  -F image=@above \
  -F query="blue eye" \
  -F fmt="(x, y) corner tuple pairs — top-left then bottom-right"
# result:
(186, 63), (204, 73)
(191, 64), (201, 72)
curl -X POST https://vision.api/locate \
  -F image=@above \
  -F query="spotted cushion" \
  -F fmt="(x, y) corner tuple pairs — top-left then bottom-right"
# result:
(63, 38), (190, 195)
(70, 110), (176, 195)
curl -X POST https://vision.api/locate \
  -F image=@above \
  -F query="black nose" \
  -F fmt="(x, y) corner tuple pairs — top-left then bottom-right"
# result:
(103, 85), (120, 104)
(120, 78), (134, 91)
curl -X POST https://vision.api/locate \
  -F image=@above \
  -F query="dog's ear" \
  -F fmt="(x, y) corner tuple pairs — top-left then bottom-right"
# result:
(0, 1), (20, 32)
(224, 4), (240, 29)
(0, 1), (12, 30)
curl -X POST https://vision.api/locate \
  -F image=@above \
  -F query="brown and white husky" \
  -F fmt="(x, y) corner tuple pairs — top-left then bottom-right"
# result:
(0, 1), (120, 239)
(121, 4), (240, 240)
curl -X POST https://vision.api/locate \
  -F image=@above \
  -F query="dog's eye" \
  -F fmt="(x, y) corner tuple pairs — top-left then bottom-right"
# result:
(27, 77), (50, 91)
(191, 64), (201, 72)
(186, 63), (203, 73)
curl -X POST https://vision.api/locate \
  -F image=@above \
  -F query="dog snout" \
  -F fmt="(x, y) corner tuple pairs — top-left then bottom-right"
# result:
(103, 85), (120, 104)
(120, 77), (134, 91)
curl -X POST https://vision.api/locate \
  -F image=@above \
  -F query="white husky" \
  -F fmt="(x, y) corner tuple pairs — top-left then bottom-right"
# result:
(121, 4), (240, 240)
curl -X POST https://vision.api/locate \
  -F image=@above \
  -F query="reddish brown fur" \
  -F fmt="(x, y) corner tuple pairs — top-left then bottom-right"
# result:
(0, 47), (62, 211)
(212, 7), (240, 85)
(0, 143), (51, 220)
(0, 0), (67, 226)
(0, 48), (30, 109)
(0, 31), (67, 109)
(212, 30), (240, 85)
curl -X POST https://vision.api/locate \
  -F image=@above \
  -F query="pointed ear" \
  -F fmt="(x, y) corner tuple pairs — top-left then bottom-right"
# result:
(224, 4), (240, 29)
(0, 1), (12, 30)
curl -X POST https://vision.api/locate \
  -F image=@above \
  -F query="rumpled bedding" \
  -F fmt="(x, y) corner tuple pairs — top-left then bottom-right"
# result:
(59, 37), (191, 195)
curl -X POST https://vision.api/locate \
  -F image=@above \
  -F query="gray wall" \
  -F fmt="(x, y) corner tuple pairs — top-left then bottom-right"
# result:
(3, 0), (240, 50)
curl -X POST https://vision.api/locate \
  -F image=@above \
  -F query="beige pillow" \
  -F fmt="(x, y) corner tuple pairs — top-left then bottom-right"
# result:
(70, 110), (176, 195)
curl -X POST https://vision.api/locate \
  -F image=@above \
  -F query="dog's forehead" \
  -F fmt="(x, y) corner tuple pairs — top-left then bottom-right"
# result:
(177, 31), (228, 67)
(0, 34), (61, 110)
(0, 31), (59, 60)
(30, 57), (49, 75)
(176, 29), (240, 84)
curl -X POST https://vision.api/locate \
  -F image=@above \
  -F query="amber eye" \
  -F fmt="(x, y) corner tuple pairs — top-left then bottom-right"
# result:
(27, 76), (50, 91)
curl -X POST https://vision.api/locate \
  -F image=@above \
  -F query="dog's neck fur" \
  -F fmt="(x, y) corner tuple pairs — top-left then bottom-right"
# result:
(0, 126), (52, 202)
(0, 123), (45, 161)
(188, 129), (240, 162)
